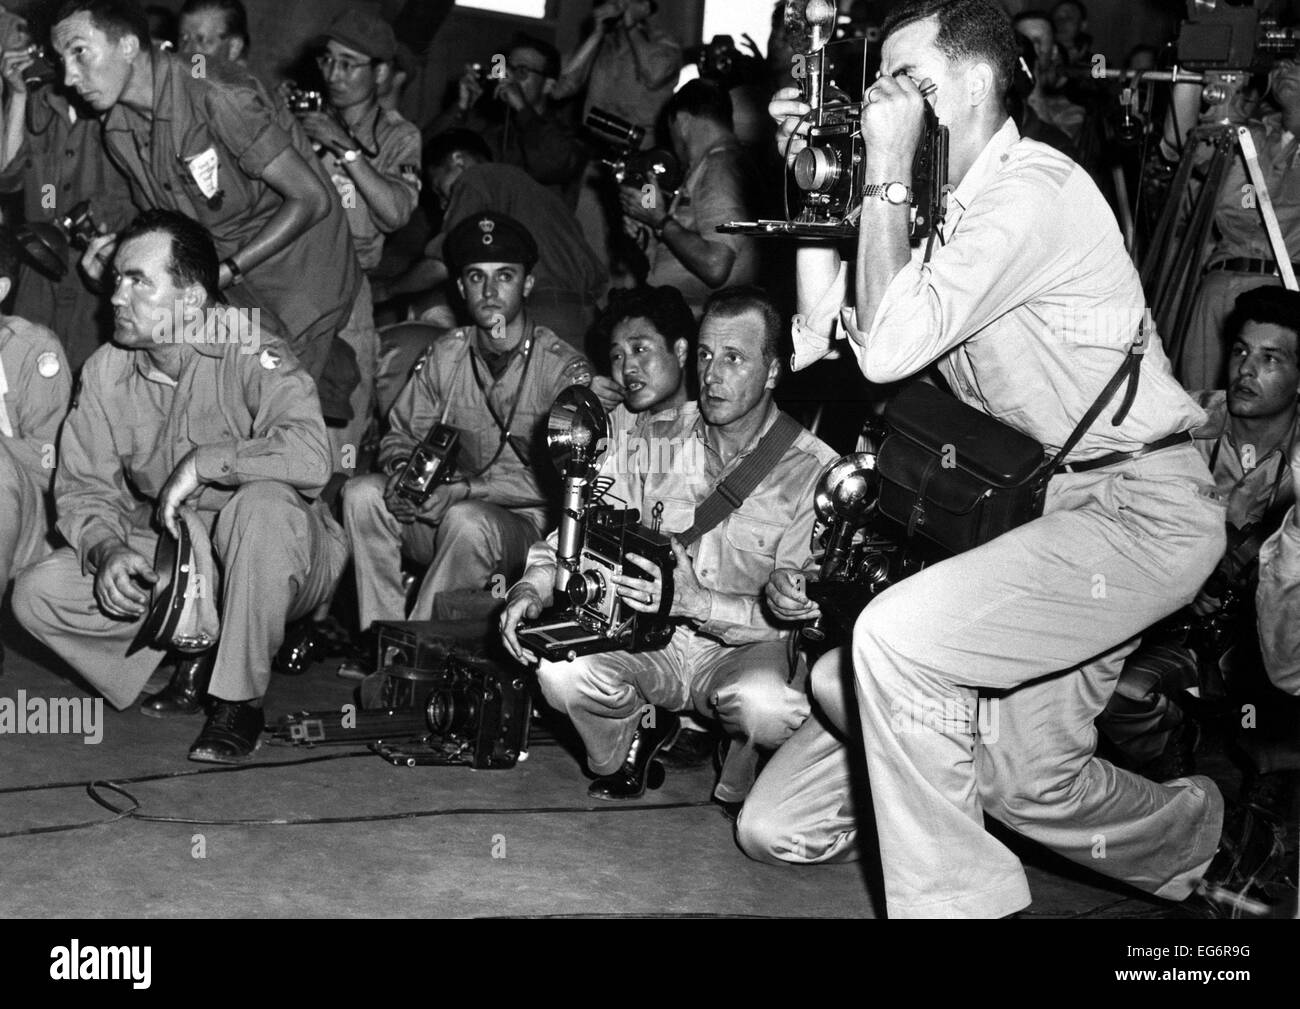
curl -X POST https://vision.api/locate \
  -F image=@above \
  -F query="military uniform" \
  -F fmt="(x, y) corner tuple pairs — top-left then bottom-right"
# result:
(99, 48), (362, 381)
(522, 402), (837, 803)
(0, 316), (70, 597)
(12, 337), (348, 709)
(343, 322), (592, 627)
(0, 89), (135, 370)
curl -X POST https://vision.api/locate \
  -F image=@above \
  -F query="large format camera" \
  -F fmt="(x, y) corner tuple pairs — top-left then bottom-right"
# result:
(585, 106), (684, 195)
(1175, 0), (1298, 72)
(722, 0), (948, 241)
(15, 200), (100, 281)
(515, 386), (676, 662)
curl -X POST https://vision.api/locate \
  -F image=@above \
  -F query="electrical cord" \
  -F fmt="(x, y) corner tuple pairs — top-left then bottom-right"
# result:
(0, 749), (713, 838)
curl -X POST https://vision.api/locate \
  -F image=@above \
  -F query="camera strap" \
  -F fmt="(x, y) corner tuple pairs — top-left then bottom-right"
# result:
(464, 319), (538, 476)
(678, 412), (804, 546)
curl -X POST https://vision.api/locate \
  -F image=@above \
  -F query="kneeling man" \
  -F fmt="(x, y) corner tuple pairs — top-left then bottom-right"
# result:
(14, 210), (348, 762)
(502, 288), (836, 805)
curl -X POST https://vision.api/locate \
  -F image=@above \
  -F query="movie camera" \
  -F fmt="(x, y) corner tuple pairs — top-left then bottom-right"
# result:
(584, 106), (684, 195)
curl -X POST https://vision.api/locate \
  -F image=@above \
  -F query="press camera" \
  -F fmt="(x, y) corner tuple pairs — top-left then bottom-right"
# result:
(1175, 0), (1298, 72)
(22, 44), (57, 88)
(287, 88), (325, 114)
(515, 387), (676, 662)
(15, 200), (100, 281)
(721, 0), (948, 241)
(585, 106), (684, 195)
(392, 423), (460, 507)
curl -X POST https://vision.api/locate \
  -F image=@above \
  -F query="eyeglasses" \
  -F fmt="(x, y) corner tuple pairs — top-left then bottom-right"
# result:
(506, 62), (546, 80)
(316, 53), (378, 76)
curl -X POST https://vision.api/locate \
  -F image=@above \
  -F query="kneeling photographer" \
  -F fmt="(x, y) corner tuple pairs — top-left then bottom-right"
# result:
(501, 287), (836, 811)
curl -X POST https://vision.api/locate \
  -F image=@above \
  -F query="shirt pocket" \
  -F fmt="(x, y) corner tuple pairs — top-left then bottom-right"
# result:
(650, 495), (695, 538)
(725, 514), (784, 559)
(175, 127), (241, 229)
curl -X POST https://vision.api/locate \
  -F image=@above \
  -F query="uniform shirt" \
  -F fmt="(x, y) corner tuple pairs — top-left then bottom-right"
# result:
(557, 25), (681, 145)
(426, 163), (607, 303)
(0, 89), (135, 370)
(1199, 113), (1300, 267)
(316, 106), (422, 272)
(381, 324), (593, 533)
(523, 401), (838, 645)
(797, 117), (1206, 462)
(1256, 507), (1300, 694)
(99, 49), (361, 362)
(57, 335), (331, 571)
(0, 315), (71, 490)
(647, 136), (757, 315)
(1190, 390), (1297, 532)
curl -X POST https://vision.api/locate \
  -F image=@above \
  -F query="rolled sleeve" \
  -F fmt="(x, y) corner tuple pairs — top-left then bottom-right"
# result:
(203, 83), (292, 179)
(791, 260), (849, 372)
(1257, 510), (1300, 695)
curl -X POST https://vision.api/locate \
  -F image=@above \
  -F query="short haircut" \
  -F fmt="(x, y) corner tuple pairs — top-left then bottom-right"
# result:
(509, 32), (560, 79)
(53, 0), (151, 47)
(664, 78), (733, 130)
(1225, 286), (1300, 356)
(882, 0), (1020, 103)
(702, 286), (783, 367)
(1053, 0), (1086, 20)
(180, 0), (250, 51)
(425, 128), (493, 168)
(118, 208), (220, 303)
(1011, 10), (1053, 32)
(0, 227), (19, 283)
(595, 285), (697, 360)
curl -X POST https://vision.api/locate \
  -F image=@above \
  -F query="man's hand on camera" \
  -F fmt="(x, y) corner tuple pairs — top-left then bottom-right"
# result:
(81, 232), (118, 285)
(411, 480), (470, 526)
(591, 374), (626, 411)
(496, 76), (527, 112)
(766, 568), (821, 622)
(0, 49), (33, 94)
(770, 86), (812, 168)
(617, 538), (708, 621)
(298, 110), (353, 155)
(861, 71), (931, 174)
(92, 541), (156, 620)
(500, 583), (544, 665)
(618, 183), (667, 228)
(382, 468), (419, 523)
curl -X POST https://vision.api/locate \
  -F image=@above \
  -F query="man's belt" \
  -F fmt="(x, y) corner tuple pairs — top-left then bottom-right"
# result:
(1206, 257), (1300, 277)
(1057, 431), (1193, 475)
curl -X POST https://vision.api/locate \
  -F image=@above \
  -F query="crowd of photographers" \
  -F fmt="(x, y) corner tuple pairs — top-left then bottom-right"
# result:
(0, 0), (1296, 916)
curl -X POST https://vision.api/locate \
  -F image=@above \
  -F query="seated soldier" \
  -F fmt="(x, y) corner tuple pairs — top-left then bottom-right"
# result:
(1257, 439), (1300, 694)
(501, 287), (836, 809)
(342, 212), (593, 645)
(12, 209), (348, 762)
(0, 230), (73, 674)
(1099, 286), (1300, 785)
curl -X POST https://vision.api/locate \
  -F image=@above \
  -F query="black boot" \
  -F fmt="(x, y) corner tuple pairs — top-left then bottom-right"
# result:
(140, 650), (215, 718)
(588, 707), (680, 801)
(189, 700), (265, 764)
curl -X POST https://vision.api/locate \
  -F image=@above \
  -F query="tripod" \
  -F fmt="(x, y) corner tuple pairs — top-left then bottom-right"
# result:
(1140, 120), (1298, 374)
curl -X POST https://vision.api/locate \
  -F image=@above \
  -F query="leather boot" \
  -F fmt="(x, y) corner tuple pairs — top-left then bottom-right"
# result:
(140, 649), (215, 718)
(588, 707), (680, 801)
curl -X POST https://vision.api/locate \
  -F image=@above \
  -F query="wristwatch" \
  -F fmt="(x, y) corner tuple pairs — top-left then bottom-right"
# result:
(862, 182), (913, 206)
(652, 214), (674, 239)
(341, 148), (362, 164)
(222, 257), (244, 286)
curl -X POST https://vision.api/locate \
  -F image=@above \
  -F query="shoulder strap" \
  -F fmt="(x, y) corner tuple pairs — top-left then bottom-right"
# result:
(678, 412), (804, 546)
(1046, 316), (1150, 472)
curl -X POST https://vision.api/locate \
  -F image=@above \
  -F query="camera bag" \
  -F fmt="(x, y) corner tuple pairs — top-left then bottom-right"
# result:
(876, 323), (1150, 556)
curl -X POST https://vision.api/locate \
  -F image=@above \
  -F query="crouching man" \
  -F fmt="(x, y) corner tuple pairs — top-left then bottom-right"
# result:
(501, 288), (836, 808)
(13, 209), (348, 762)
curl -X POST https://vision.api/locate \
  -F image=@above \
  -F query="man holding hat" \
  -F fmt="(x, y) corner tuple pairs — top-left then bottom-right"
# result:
(343, 211), (593, 640)
(288, 6), (422, 470)
(13, 209), (348, 763)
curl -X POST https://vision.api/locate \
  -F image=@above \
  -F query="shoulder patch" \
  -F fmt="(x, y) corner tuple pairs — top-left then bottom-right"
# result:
(259, 349), (282, 370)
(36, 351), (61, 378)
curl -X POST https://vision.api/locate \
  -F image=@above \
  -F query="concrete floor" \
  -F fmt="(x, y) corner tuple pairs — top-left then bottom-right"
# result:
(0, 620), (1292, 919)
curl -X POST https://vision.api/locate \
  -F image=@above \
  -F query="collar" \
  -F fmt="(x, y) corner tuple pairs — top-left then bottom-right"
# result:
(130, 339), (226, 384)
(469, 325), (530, 369)
(105, 46), (172, 134)
(946, 116), (1020, 217)
(693, 399), (780, 460)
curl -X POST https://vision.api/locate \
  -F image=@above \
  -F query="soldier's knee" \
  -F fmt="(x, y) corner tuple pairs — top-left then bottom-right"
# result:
(438, 500), (495, 540)
(11, 555), (62, 634)
(342, 472), (386, 518)
(735, 800), (809, 865)
(715, 676), (810, 751)
(535, 658), (579, 710)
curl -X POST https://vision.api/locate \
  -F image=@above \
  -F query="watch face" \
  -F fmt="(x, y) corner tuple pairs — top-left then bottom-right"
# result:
(885, 182), (910, 205)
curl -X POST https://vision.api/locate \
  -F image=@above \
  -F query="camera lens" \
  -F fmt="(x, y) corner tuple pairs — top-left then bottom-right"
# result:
(566, 570), (606, 608)
(793, 146), (842, 193)
(427, 688), (481, 737)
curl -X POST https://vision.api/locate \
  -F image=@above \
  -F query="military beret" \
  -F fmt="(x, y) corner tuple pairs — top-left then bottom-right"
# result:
(445, 211), (538, 274)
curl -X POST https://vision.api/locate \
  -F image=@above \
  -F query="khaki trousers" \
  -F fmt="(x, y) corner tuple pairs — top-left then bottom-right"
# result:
(13, 482), (348, 709)
(538, 627), (810, 802)
(741, 446), (1228, 918)
(0, 441), (52, 599)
